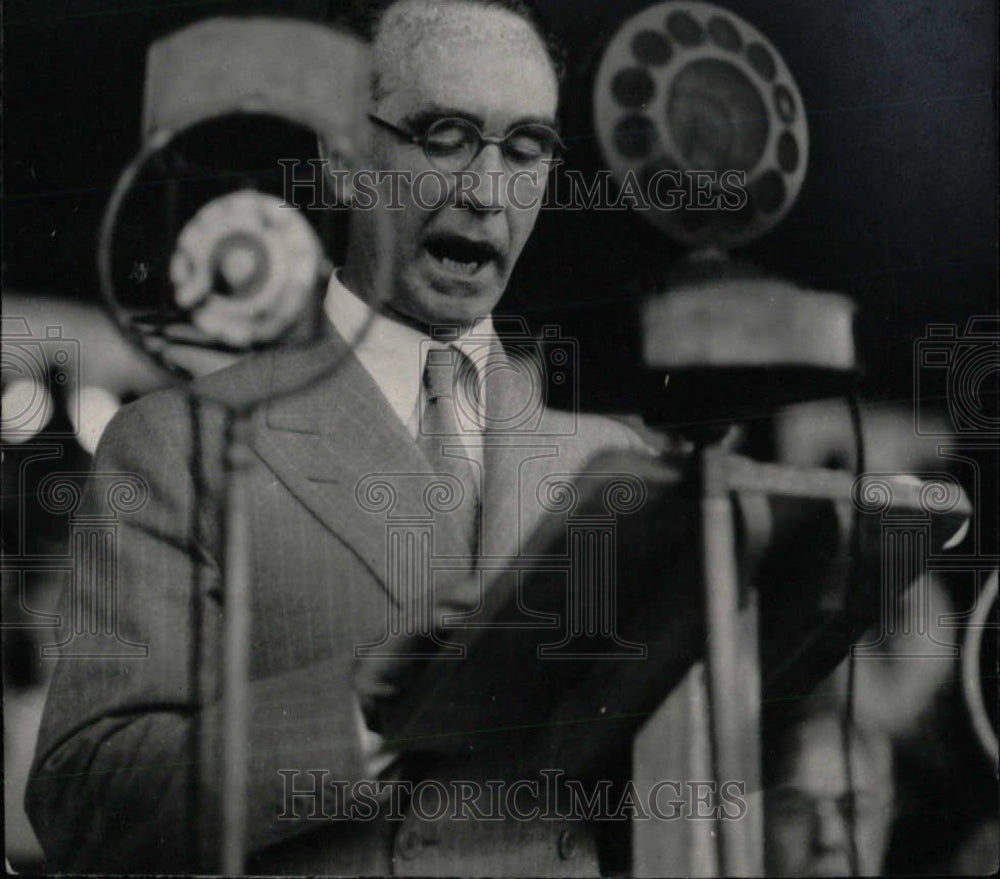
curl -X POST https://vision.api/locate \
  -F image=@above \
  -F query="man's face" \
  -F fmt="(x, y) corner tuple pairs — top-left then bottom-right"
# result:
(342, 0), (559, 327)
(765, 717), (894, 877)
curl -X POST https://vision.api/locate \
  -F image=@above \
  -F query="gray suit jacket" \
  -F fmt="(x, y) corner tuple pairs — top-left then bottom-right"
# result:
(26, 324), (648, 875)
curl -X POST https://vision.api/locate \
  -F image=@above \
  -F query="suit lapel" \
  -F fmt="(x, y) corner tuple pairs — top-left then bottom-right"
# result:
(253, 326), (471, 601)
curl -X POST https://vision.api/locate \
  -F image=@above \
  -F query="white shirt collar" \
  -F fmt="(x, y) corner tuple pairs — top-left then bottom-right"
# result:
(323, 270), (495, 434)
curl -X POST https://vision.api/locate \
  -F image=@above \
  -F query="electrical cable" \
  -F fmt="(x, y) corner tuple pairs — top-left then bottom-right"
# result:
(844, 393), (867, 876)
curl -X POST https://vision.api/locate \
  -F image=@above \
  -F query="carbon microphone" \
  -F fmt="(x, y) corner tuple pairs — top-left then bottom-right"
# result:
(591, 2), (854, 432)
(593, 0), (808, 249)
(99, 17), (370, 378)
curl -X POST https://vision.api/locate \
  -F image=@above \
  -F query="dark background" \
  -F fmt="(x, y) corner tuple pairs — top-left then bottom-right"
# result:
(4, 0), (997, 406)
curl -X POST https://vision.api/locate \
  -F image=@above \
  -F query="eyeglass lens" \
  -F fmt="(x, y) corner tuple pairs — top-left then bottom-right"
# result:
(422, 118), (561, 172)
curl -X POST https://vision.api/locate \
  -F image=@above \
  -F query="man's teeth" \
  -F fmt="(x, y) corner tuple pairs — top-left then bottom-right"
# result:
(439, 255), (481, 274)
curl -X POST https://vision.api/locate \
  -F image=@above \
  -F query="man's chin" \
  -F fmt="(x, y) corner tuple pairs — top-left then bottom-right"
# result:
(801, 855), (854, 876)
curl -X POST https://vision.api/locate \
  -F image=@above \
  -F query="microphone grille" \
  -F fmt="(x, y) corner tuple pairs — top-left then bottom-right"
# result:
(594, 1), (809, 249)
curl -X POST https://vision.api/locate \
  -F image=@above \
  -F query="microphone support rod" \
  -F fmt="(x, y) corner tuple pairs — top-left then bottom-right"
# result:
(698, 444), (764, 876)
(221, 408), (256, 875)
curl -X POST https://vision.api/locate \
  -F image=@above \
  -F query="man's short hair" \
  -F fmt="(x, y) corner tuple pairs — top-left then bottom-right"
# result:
(340, 0), (567, 84)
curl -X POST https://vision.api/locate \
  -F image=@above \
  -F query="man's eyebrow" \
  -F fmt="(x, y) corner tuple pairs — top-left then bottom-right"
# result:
(510, 114), (562, 132)
(403, 106), (561, 132)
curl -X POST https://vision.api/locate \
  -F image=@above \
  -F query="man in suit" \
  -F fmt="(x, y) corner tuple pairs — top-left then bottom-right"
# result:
(26, 0), (653, 873)
(764, 711), (895, 877)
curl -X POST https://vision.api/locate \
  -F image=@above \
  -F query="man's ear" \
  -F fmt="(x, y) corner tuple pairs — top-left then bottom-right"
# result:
(317, 115), (377, 198)
(317, 131), (363, 206)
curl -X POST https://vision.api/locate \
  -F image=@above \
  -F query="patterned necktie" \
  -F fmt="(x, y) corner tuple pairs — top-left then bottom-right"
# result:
(418, 344), (480, 556)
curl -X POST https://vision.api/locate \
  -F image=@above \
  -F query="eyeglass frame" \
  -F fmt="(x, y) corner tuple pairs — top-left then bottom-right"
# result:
(367, 113), (567, 174)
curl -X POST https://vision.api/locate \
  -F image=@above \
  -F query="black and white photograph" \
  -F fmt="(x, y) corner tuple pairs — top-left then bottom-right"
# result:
(2, 0), (997, 875)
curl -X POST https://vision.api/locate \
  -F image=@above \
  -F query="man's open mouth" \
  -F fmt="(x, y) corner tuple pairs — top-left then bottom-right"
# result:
(424, 235), (501, 277)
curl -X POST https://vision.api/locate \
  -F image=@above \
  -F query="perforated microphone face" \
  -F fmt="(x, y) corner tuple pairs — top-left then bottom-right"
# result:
(170, 190), (324, 349)
(99, 18), (371, 387)
(594, 1), (809, 249)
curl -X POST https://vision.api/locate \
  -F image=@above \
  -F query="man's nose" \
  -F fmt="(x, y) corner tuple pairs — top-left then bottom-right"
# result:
(455, 143), (508, 212)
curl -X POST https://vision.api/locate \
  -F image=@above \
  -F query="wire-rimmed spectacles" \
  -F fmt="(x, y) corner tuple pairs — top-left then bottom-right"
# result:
(369, 114), (566, 174)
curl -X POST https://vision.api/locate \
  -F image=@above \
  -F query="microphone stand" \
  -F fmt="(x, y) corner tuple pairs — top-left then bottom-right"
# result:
(97, 20), (375, 871)
(220, 409), (257, 875)
(697, 442), (763, 876)
(636, 272), (862, 877)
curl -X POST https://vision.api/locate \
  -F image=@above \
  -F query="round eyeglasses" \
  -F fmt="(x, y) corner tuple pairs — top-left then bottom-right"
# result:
(369, 114), (566, 174)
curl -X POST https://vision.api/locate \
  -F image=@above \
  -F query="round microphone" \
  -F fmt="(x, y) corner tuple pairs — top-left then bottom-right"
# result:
(169, 190), (325, 349)
(594, 0), (808, 248)
(98, 17), (370, 384)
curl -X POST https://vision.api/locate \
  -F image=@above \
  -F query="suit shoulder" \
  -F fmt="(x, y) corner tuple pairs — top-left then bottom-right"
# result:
(100, 351), (276, 449)
(99, 387), (192, 451)
(185, 348), (275, 407)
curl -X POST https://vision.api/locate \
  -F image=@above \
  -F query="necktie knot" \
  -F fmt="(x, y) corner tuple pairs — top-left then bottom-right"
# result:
(422, 344), (460, 405)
